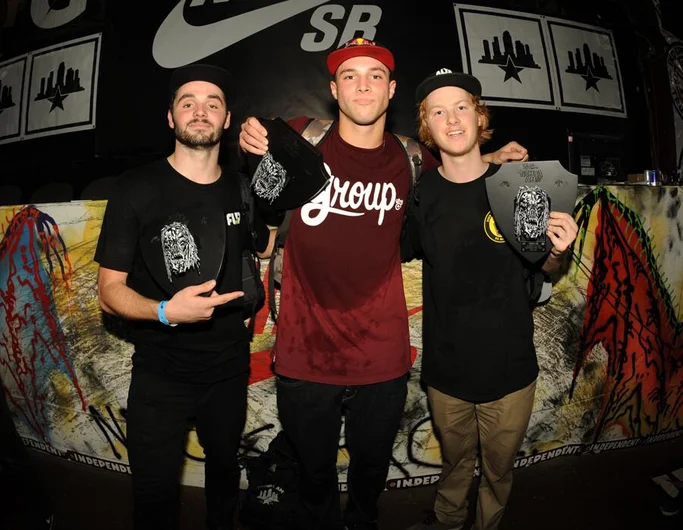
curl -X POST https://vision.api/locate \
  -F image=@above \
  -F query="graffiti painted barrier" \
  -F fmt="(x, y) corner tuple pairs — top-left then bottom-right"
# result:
(1, 185), (682, 488)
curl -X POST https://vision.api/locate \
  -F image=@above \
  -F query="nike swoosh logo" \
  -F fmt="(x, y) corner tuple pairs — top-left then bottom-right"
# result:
(153, 0), (331, 68)
(31, 0), (86, 29)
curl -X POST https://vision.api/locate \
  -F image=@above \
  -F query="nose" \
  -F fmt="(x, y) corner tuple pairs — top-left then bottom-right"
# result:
(356, 76), (370, 92)
(446, 111), (459, 124)
(193, 104), (207, 117)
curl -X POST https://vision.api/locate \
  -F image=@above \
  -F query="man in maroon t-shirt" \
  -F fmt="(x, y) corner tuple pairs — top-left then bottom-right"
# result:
(239, 39), (528, 530)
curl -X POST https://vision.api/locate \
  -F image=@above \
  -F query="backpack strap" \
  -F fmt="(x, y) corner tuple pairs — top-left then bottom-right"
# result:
(390, 133), (424, 211)
(268, 209), (294, 323)
(390, 133), (423, 186)
(236, 172), (262, 338)
(300, 118), (334, 146)
(389, 135), (424, 264)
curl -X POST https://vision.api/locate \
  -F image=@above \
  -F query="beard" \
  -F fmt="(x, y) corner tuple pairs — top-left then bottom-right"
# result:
(175, 120), (222, 149)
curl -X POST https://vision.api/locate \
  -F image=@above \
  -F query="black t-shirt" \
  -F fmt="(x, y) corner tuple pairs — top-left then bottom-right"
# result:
(415, 164), (538, 402)
(94, 159), (269, 383)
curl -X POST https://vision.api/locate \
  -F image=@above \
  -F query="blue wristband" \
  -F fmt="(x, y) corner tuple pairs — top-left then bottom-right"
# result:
(157, 300), (177, 327)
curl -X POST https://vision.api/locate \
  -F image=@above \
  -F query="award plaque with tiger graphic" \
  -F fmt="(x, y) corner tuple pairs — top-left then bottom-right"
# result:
(139, 203), (226, 296)
(485, 161), (578, 264)
(248, 117), (330, 211)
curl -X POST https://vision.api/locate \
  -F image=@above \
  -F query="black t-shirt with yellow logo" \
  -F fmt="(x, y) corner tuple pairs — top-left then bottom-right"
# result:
(416, 164), (538, 402)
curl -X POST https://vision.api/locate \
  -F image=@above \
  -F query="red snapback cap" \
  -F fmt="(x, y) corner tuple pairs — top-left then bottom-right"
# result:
(326, 37), (395, 76)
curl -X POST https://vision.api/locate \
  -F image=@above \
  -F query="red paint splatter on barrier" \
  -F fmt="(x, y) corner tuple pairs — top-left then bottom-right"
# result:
(0, 206), (86, 440)
(572, 189), (683, 440)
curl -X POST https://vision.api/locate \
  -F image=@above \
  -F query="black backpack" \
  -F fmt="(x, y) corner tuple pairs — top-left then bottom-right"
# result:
(236, 172), (266, 339)
(238, 431), (299, 530)
(266, 118), (423, 323)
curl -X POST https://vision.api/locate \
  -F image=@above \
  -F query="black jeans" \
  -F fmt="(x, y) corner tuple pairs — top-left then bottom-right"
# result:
(276, 373), (408, 530)
(126, 367), (248, 530)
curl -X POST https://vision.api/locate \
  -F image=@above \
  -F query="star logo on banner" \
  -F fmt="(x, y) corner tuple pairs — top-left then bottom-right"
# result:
(499, 55), (524, 83)
(565, 43), (612, 92)
(47, 86), (68, 112)
(478, 30), (541, 85)
(581, 66), (600, 92)
(34, 60), (85, 112)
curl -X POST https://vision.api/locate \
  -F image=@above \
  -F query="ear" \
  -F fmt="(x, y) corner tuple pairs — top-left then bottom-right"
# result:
(223, 111), (231, 130)
(167, 109), (174, 129)
(389, 79), (397, 100)
(329, 80), (338, 101)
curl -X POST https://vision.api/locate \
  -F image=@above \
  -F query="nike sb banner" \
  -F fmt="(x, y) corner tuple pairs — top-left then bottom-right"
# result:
(151, 0), (335, 69)
(93, 0), (468, 157)
(0, 1), (636, 167)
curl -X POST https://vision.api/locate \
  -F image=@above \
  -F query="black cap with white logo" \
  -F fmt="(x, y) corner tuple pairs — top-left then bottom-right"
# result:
(415, 68), (482, 103)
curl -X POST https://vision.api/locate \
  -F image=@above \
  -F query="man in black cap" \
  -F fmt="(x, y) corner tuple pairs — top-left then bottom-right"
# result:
(238, 39), (529, 530)
(405, 69), (578, 530)
(94, 63), (273, 530)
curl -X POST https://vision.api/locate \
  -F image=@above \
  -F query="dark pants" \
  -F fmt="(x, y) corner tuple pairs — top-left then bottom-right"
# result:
(126, 367), (248, 530)
(276, 373), (408, 530)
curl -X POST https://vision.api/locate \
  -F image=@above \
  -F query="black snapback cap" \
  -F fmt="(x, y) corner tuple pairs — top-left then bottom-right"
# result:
(416, 68), (482, 103)
(168, 63), (230, 104)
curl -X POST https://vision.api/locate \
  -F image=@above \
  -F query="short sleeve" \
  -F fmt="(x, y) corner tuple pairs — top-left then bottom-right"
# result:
(93, 180), (140, 272)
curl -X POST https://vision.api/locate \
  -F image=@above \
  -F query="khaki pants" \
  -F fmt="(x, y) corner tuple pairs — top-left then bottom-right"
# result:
(427, 381), (536, 530)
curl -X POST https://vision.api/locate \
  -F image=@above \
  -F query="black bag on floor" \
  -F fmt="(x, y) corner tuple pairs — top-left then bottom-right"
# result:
(239, 431), (299, 530)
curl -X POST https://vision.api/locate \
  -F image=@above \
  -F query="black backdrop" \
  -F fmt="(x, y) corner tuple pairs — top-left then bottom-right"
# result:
(0, 0), (658, 200)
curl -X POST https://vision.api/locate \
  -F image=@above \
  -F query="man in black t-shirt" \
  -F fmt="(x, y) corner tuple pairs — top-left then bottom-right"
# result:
(94, 64), (273, 530)
(406, 70), (578, 530)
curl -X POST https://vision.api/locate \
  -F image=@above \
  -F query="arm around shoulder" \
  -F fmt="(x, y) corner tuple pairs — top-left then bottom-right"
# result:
(483, 141), (529, 164)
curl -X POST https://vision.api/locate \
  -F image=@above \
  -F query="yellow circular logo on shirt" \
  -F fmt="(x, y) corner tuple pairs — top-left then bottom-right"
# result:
(484, 211), (505, 243)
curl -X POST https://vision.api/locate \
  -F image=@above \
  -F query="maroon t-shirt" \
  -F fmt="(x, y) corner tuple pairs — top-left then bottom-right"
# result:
(272, 117), (438, 385)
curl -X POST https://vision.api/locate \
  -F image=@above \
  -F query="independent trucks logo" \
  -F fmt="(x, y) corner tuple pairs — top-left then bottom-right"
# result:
(152, 0), (383, 68)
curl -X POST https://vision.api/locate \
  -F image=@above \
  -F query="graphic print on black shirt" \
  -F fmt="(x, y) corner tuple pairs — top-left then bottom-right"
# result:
(416, 164), (538, 402)
(138, 202), (227, 296)
(94, 159), (269, 383)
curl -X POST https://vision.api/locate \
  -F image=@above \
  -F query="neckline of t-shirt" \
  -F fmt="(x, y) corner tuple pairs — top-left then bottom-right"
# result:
(162, 159), (225, 189)
(332, 124), (392, 154)
(435, 163), (498, 186)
